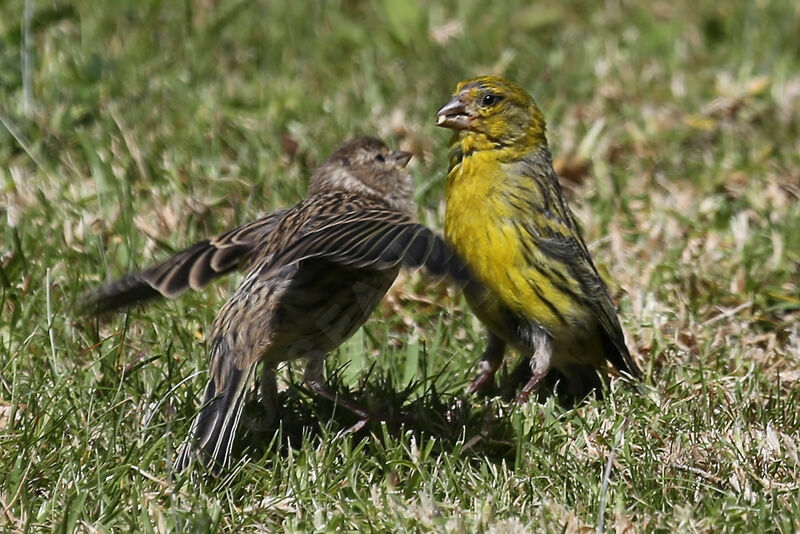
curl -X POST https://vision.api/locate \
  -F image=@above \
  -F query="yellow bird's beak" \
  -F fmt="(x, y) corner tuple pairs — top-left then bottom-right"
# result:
(435, 95), (472, 130)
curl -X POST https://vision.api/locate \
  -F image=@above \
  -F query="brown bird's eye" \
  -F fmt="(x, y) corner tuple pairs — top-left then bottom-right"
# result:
(375, 154), (385, 162)
(481, 93), (502, 107)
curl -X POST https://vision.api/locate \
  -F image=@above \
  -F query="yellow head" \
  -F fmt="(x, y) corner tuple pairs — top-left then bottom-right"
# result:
(436, 76), (548, 153)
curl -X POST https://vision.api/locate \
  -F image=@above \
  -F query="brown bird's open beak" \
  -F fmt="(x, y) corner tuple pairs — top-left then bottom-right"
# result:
(391, 150), (413, 168)
(435, 95), (471, 130)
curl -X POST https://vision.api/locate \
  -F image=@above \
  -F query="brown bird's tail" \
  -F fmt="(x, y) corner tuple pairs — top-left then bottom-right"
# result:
(174, 338), (256, 473)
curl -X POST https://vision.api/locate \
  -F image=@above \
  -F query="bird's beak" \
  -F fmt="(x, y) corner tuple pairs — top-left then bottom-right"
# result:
(391, 150), (413, 168)
(435, 95), (471, 130)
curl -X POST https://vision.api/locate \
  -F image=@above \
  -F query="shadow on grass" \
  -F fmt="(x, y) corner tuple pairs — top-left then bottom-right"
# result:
(232, 367), (522, 469)
(191, 360), (618, 486)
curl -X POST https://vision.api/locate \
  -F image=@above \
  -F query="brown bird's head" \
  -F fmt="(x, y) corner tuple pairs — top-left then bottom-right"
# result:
(309, 136), (414, 213)
(435, 76), (548, 156)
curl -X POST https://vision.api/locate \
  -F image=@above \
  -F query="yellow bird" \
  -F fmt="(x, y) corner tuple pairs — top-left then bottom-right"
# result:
(436, 76), (641, 401)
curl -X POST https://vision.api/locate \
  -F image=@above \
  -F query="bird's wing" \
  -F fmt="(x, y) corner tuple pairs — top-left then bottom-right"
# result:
(534, 233), (641, 377)
(264, 209), (481, 291)
(83, 209), (288, 313)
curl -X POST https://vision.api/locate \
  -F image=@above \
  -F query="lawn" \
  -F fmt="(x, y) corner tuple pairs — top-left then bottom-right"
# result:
(1, 0), (799, 531)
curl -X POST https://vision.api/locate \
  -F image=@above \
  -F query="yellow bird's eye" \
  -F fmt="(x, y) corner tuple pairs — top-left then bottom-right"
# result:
(481, 93), (502, 107)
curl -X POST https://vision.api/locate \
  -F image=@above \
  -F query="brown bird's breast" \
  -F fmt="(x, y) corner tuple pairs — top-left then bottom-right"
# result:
(212, 259), (398, 370)
(267, 260), (397, 358)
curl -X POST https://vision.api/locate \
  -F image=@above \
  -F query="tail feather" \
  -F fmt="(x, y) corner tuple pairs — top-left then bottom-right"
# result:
(174, 341), (256, 473)
(601, 329), (642, 380)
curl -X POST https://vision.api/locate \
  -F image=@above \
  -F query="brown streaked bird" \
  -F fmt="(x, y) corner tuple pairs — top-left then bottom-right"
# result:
(85, 136), (478, 472)
(435, 76), (641, 402)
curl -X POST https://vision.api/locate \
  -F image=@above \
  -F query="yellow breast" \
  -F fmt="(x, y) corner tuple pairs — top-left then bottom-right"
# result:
(444, 153), (573, 334)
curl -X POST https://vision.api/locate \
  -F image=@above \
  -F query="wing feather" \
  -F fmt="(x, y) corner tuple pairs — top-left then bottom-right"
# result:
(82, 209), (287, 314)
(264, 210), (481, 293)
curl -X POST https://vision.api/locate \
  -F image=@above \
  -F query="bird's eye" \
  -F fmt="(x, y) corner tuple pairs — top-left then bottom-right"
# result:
(375, 154), (385, 162)
(481, 93), (502, 107)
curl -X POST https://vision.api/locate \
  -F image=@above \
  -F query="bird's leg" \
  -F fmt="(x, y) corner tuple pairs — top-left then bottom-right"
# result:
(246, 364), (278, 431)
(516, 330), (554, 404)
(303, 355), (382, 421)
(466, 332), (506, 396)
(506, 357), (533, 386)
(260, 365), (278, 410)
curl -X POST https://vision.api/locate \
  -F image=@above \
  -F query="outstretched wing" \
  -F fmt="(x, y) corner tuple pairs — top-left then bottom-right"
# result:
(265, 209), (483, 295)
(83, 209), (287, 313)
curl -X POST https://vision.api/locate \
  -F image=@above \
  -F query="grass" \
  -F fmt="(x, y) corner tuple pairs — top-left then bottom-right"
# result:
(2, 0), (799, 531)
